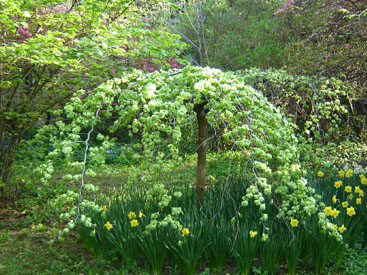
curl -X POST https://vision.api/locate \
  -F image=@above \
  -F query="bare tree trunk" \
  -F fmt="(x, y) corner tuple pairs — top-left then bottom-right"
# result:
(194, 102), (208, 203)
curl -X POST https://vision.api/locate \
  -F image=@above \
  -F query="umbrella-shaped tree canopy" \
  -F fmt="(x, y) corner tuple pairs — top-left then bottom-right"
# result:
(43, 66), (327, 230)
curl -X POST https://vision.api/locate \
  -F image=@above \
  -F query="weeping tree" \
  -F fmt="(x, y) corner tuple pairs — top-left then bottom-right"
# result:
(37, 66), (338, 236)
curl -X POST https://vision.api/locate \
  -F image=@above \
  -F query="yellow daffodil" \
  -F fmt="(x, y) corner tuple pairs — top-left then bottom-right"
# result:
(345, 186), (352, 193)
(130, 219), (139, 227)
(128, 211), (137, 219)
(332, 195), (337, 204)
(348, 194), (353, 200)
(345, 169), (353, 178)
(138, 211), (144, 218)
(362, 178), (367, 185)
(334, 181), (343, 189)
(333, 224), (338, 230)
(324, 206), (332, 216)
(355, 186), (361, 193)
(342, 201), (348, 208)
(331, 208), (340, 218)
(249, 230), (258, 238)
(339, 170), (345, 178)
(103, 205), (107, 212)
(181, 227), (190, 236)
(290, 218), (299, 227)
(347, 206), (356, 216)
(317, 171), (324, 177)
(358, 190), (364, 197)
(338, 225), (347, 233)
(356, 198), (362, 205)
(105, 221), (113, 231)
(359, 174), (365, 180)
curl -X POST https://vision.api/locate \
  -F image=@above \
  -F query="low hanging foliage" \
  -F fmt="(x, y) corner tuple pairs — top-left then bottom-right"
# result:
(37, 66), (341, 239)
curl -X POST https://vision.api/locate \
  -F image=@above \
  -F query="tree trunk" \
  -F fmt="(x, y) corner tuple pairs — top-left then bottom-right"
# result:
(0, 132), (23, 205)
(194, 102), (208, 203)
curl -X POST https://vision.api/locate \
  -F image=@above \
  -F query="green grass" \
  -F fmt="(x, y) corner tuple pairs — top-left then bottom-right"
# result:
(0, 208), (130, 275)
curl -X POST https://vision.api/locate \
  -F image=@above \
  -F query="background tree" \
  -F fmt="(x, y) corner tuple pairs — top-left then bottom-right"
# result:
(0, 0), (186, 202)
(275, 0), (367, 91)
(163, 0), (285, 70)
(274, 0), (367, 139)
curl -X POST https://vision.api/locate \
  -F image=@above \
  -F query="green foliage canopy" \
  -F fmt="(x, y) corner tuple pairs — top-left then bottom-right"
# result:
(0, 0), (186, 192)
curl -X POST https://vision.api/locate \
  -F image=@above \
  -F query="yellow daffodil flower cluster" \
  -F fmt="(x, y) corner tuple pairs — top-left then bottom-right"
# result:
(102, 210), (146, 231)
(334, 180), (343, 188)
(323, 206), (340, 218)
(323, 169), (367, 236)
(128, 211), (144, 227)
(361, 174), (367, 185)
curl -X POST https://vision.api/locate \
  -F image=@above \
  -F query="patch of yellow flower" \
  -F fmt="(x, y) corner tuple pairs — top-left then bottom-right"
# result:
(324, 206), (332, 216)
(128, 211), (137, 219)
(356, 198), (362, 205)
(339, 170), (345, 178)
(138, 211), (144, 219)
(249, 230), (258, 238)
(338, 224), (347, 233)
(346, 206), (356, 216)
(290, 218), (299, 227)
(103, 205), (107, 212)
(345, 169), (353, 178)
(348, 194), (353, 200)
(181, 227), (190, 236)
(362, 178), (367, 185)
(317, 171), (324, 177)
(130, 219), (139, 227)
(345, 185), (352, 193)
(105, 221), (113, 231)
(331, 208), (340, 218)
(334, 180), (343, 189)
(332, 195), (337, 204)
(342, 201), (348, 208)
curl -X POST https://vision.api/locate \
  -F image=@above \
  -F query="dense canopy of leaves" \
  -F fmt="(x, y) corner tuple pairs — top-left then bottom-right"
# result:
(0, 0), (185, 189)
